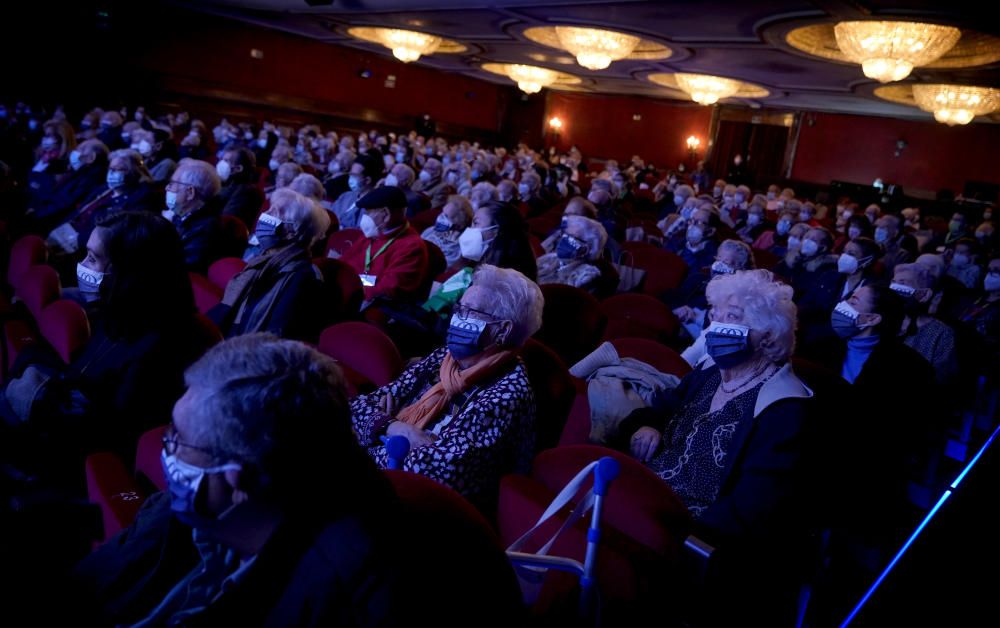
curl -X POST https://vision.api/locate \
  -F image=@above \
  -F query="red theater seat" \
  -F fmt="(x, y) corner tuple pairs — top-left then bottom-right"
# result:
(600, 293), (678, 344)
(37, 299), (91, 364)
(317, 321), (403, 396)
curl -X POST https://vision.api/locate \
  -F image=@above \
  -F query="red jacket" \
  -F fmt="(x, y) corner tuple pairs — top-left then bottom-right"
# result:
(341, 224), (429, 302)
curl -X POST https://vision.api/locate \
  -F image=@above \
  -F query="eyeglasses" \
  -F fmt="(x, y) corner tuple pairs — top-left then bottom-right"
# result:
(165, 180), (196, 192)
(162, 423), (216, 457)
(454, 302), (497, 322)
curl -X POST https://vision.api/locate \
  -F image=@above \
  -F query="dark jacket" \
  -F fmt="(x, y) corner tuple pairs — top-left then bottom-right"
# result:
(210, 246), (326, 342)
(775, 253), (842, 349)
(72, 182), (161, 252)
(174, 202), (225, 274)
(28, 162), (107, 231)
(402, 187), (430, 217)
(217, 181), (264, 230)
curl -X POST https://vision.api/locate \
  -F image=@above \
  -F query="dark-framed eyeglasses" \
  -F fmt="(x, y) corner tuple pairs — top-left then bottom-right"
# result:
(453, 302), (497, 322)
(161, 423), (216, 457)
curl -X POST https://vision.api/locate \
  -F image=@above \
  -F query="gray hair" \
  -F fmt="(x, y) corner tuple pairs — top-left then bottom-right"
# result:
(445, 194), (474, 227)
(520, 171), (541, 192)
(183, 334), (352, 500)
(675, 184), (694, 200)
(497, 179), (517, 201)
(391, 163), (415, 187)
(705, 269), (797, 363)
(108, 148), (152, 182)
(718, 239), (754, 270)
(915, 253), (946, 284)
(565, 215), (607, 261)
(423, 157), (443, 177)
(471, 264), (544, 348)
(564, 196), (598, 219)
(894, 262), (934, 290)
(174, 158), (221, 199)
(78, 138), (109, 161)
(269, 188), (329, 246)
(289, 173), (325, 202)
(276, 162), (302, 187)
(470, 181), (498, 208)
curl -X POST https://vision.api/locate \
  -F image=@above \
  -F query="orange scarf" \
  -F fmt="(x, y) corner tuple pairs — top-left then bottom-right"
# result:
(396, 350), (516, 430)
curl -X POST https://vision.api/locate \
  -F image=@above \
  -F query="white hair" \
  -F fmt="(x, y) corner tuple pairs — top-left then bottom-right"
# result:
(718, 239), (754, 270)
(392, 163), (415, 187)
(915, 253), (946, 284)
(109, 148), (152, 182)
(289, 173), (325, 202)
(520, 171), (541, 191)
(471, 264), (544, 348)
(470, 181), (498, 208)
(445, 195), (474, 227)
(705, 269), (797, 363)
(894, 262), (934, 290)
(565, 215), (607, 261)
(175, 158), (221, 199)
(269, 188), (329, 246)
(675, 184), (694, 200)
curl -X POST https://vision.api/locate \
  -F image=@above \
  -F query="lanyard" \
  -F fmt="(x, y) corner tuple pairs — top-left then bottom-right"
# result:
(364, 223), (409, 273)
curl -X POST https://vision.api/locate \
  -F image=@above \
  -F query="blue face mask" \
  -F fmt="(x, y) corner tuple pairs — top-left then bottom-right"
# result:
(254, 212), (286, 251)
(831, 301), (863, 339)
(434, 215), (453, 232)
(556, 234), (587, 260)
(704, 321), (754, 369)
(447, 315), (488, 359)
(160, 449), (241, 523)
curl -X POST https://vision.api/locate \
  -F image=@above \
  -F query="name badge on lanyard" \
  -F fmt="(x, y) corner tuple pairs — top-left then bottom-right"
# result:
(360, 274), (377, 287)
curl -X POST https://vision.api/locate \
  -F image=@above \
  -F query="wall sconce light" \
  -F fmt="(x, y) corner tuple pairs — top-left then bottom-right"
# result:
(686, 135), (701, 151)
(894, 138), (907, 157)
(549, 116), (563, 130)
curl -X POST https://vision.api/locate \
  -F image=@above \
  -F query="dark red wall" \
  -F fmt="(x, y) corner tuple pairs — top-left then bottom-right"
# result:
(544, 92), (713, 169)
(792, 111), (1000, 197)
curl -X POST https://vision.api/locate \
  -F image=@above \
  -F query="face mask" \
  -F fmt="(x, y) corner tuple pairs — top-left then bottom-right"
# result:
(459, 227), (493, 261)
(831, 301), (863, 339)
(256, 138), (268, 149)
(985, 273), (1000, 292)
(800, 239), (819, 257)
(713, 187), (722, 197)
(161, 450), (241, 520)
(704, 321), (754, 369)
(838, 253), (859, 275)
(724, 195), (735, 204)
(800, 212), (812, 223)
(556, 181), (568, 196)
(518, 183), (530, 196)
(348, 176), (361, 192)
(848, 226), (861, 240)
(136, 140), (153, 157)
(747, 213), (761, 227)
(556, 235), (588, 260)
(711, 260), (735, 275)
(687, 225), (704, 244)
(425, 147), (435, 156)
(40, 137), (57, 150)
(27, 119), (39, 131)
(735, 193), (746, 203)
(360, 212), (381, 239)
(419, 170), (432, 183)
(874, 227), (889, 244)
(777, 220), (791, 236)
(121, 132), (130, 143)
(949, 220), (963, 234)
(952, 253), (970, 268)
(255, 212), (286, 250)
(69, 151), (83, 171)
(434, 215), (453, 232)
(788, 236), (801, 250)
(269, 159), (280, 171)
(680, 206), (695, 221)
(673, 195), (684, 207)
(890, 282), (916, 298)
(767, 192), (776, 200)
(76, 262), (104, 295)
(384, 174), (399, 187)
(106, 171), (126, 189)
(777, 201), (785, 210)
(216, 159), (231, 182)
(165, 190), (179, 212)
(447, 314), (488, 360)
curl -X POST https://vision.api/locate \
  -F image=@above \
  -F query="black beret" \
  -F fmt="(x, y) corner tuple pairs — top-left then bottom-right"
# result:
(357, 185), (407, 211)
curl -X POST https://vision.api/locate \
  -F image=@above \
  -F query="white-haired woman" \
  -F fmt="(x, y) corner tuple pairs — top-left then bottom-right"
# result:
(674, 239), (756, 345)
(892, 262), (958, 384)
(351, 264), (544, 511)
(621, 269), (812, 536)
(536, 215), (618, 297)
(212, 188), (329, 341)
(421, 194), (473, 267)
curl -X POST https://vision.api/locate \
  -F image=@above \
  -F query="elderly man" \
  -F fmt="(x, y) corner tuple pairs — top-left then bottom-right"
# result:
(322, 150), (355, 202)
(70, 335), (427, 624)
(412, 157), (453, 209)
(536, 215), (616, 297)
(673, 207), (721, 273)
(384, 162), (429, 217)
(217, 146), (265, 230)
(330, 154), (382, 230)
(166, 158), (225, 273)
(26, 139), (110, 233)
(340, 185), (429, 307)
(776, 226), (841, 350)
(874, 214), (916, 274)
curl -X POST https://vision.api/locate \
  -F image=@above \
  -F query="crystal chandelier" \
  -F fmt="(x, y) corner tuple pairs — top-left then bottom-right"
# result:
(505, 64), (560, 94)
(371, 28), (442, 63)
(833, 21), (961, 83)
(554, 26), (640, 70)
(674, 73), (742, 105)
(911, 84), (1000, 126)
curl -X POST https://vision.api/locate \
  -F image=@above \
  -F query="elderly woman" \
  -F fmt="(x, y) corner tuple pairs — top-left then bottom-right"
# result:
(422, 194), (473, 267)
(468, 181), (498, 211)
(892, 262), (959, 384)
(541, 196), (598, 253)
(674, 239), (756, 350)
(351, 264), (543, 510)
(620, 270), (812, 546)
(212, 188), (329, 341)
(536, 215), (616, 297)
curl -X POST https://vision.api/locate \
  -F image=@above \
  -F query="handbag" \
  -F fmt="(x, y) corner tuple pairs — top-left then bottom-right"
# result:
(611, 251), (645, 293)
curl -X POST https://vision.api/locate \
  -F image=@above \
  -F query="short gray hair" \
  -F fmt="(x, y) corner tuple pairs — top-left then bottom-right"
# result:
(471, 264), (544, 348)
(423, 157), (443, 177)
(718, 239), (754, 270)
(269, 188), (329, 246)
(894, 262), (934, 290)
(109, 148), (152, 182)
(565, 215), (607, 261)
(675, 184), (695, 200)
(445, 195), (473, 227)
(289, 173), (325, 201)
(175, 158), (221, 199)
(705, 269), (797, 363)
(520, 171), (541, 192)
(276, 162), (302, 187)
(915, 253), (946, 284)
(391, 163), (415, 187)
(470, 181), (498, 208)
(183, 334), (352, 501)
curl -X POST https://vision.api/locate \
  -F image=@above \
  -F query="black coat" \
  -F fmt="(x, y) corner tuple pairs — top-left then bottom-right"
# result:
(174, 202), (225, 274)
(218, 181), (264, 229)
(27, 162), (107, 233)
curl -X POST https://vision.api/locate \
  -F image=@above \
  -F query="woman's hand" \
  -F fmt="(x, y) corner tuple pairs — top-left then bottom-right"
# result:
(673, 306), (695, 323)
(386, 420), (439, 450)
(629, 427), (661, 462)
